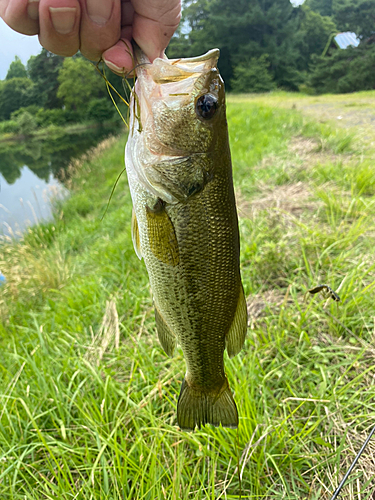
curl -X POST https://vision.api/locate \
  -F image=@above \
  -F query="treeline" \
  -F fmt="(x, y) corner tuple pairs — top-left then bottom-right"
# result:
(0, 50), (124, 133)
(167, 0), (375, 94)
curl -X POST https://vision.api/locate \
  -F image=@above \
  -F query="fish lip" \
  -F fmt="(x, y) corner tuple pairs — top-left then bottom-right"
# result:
(134, 44), (220, 74)
(134, 46), (220, 87)
(168, 48), (220, 66)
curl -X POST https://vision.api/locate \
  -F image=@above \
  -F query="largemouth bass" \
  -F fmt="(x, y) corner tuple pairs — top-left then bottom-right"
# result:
(125, 46), (248, 430)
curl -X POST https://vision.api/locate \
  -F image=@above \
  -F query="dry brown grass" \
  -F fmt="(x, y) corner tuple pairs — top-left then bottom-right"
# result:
(85, 299), (120, 366)
(308, 329), (375, 500)
(246, 287), (294, 330)
(242, 182), (315, 218)
(235, 134), (349, 221)
(0, 240), (72, 319)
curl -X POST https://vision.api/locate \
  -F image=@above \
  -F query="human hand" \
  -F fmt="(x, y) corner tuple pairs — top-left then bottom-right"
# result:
(0, 0), (181, 74)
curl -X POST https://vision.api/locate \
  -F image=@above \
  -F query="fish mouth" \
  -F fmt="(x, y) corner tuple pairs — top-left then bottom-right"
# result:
(134, 46), (220, 85)
(131, 47), (220, 139)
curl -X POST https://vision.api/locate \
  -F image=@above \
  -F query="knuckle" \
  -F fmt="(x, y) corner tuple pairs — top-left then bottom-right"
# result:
(42, 41), (79, 57)
(80, 48), (101, 62)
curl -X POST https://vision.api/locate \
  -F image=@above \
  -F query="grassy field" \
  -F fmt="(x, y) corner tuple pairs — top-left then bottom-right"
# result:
(1, 91), (375, 499)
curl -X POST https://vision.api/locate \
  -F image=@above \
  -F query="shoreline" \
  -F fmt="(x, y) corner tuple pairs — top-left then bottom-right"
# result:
(0, 119), (123, 144)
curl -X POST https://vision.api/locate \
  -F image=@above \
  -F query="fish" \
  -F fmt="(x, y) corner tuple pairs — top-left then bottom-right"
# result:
(125, 46), (248, 431)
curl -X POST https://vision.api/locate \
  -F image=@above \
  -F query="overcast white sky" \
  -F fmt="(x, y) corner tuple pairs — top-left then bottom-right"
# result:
(0, 18), (42, 79)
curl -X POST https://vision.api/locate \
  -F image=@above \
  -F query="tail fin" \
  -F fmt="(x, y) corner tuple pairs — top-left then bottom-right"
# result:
(177, 378), (238, 431)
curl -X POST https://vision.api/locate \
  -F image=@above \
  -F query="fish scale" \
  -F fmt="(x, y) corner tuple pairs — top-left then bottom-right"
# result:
(125, 45), (248, 430)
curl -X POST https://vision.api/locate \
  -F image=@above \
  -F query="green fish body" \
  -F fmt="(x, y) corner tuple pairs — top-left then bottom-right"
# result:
(125, 48), (247, 430)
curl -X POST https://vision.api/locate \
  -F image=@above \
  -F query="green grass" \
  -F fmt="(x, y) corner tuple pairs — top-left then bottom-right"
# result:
(1, 95), (375, 499)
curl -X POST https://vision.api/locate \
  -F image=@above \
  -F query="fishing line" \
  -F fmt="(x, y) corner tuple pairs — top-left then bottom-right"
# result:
(93, 60), (129, 128)
(329, 424), (375, 500)
(100, 167), (127, 221)
(93, 55), (137, 218)
(94, 47), (151, 216)
(302, 283), (374, 497)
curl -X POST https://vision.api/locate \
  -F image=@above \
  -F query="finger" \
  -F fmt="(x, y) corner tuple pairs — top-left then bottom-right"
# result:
(120, 0), (134, 24)
(102, 26), (133, 76)
(38, 0), (80, 56)
(0, 0), (39, 35)
(78, 0), (121, 62)
(102, 1), (133, 75)
(102, 0), (181, 75)
(132, 0), (181, 61)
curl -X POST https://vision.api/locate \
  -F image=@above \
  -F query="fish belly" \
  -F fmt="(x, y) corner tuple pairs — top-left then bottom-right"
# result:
(128, 163), (247, 430)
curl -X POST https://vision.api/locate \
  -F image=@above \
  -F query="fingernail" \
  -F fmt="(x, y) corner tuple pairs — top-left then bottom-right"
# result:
(86, 0), (113, 26)
(49, 7), (77, 35)
(27, 0), (39, 21)
(104, 60), (124, 74)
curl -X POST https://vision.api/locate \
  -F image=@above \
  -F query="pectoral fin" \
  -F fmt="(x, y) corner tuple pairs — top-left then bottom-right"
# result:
(146, 201), (179, 266)
(131, 209), (142, 260)
(225, 284), (248, 358)
(155, 305), (177, 357)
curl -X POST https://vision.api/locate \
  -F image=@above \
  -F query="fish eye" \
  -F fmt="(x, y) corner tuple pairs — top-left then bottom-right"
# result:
(196, 94), (218, 120)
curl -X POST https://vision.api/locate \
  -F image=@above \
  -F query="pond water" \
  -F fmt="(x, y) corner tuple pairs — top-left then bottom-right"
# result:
(0, 123), (119, 237)
(0, 166), (65, 236)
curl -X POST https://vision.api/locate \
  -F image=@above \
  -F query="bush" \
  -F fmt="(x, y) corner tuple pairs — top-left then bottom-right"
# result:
(35, 108), (81, 127)
(298, 83), (316, 95)
(309, 45), (375, 94)
(11, 105), (42, 119)
(86, 98), (115, 122)
(0, 77), (34, 121)
(231, 55), (275, 93)
(16, 111), (38, 135)
(0, 120), (20, 135)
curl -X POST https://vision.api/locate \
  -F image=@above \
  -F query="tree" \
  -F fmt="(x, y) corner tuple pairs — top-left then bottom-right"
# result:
(15, 111), (38, 136)
(167, 0), (304, 90)
(0, 78), (33, 121)
(297, 5), (337, 71)
(86, 98), (115, 121)
(308, 45), (375, 93)
(305, 0), (333, 16)
(333, 0), (375, 40)
(57, 58), (106, 112)
(27, 49), (64, 109)
(6, 56), (27, 80)
(231, 54), (275, 93)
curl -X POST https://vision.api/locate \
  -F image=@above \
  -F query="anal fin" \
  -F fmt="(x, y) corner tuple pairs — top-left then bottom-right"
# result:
(225, 284), (248, 358)
(155, 306), (177, 357)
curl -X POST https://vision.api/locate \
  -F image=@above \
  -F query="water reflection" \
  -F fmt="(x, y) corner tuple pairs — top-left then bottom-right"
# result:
(0, 167), (66, 236)
(0, 122), (120, 235)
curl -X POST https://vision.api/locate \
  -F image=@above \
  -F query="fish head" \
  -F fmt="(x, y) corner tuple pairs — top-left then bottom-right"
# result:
(126, 47), (227, 203)
(132, 47), (224, 156)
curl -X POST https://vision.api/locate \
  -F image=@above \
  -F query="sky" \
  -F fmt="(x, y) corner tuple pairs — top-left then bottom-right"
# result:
(0, 18), (42, 79)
